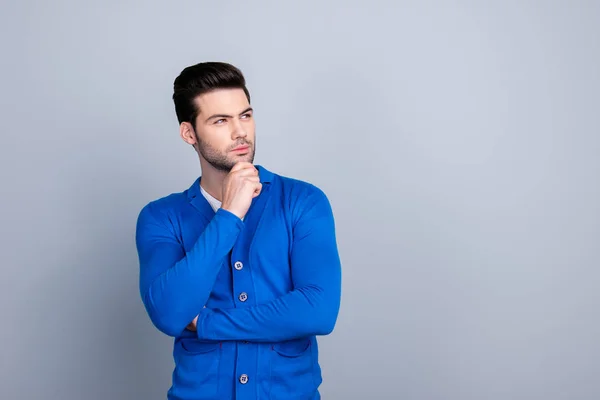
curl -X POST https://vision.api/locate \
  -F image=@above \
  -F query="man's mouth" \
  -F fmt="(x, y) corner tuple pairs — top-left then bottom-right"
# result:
(231, 144), (250, 152)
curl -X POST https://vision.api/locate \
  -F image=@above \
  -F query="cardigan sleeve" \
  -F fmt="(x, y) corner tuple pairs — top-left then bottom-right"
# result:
(196, 187), (342, 342)
(136, 204), (243, 337)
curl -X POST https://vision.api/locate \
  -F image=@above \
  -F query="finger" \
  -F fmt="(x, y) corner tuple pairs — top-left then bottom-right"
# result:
(236, 168), (260, 177)
(230, 163), (245, 172)
(238, 162), (258, 174)
(230, 162), (253, 172)
(234, 161), (255, 170)
(252, 183), (263, 197)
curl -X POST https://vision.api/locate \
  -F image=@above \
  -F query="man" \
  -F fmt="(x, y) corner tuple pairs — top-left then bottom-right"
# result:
(135, 61), (342, 400)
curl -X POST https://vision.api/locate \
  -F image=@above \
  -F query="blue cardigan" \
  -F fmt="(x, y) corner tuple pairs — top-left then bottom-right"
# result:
(135, 165), (342, 400)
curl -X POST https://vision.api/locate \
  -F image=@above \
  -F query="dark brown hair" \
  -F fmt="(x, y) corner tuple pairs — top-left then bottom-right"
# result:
(172, 61), (250, 129)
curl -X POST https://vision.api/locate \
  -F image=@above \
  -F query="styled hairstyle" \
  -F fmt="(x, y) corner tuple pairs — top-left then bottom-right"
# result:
(172, 61), (251, 129)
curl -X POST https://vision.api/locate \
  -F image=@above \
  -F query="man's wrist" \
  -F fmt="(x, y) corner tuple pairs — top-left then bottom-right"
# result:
(216, 207), (244, 223)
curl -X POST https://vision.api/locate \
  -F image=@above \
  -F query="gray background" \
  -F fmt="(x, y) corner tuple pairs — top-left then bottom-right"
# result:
(1, 1), (599, 399)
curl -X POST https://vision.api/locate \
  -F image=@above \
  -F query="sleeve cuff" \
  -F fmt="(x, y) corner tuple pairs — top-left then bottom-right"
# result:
(196, 308), (214, 340)
(215, 208), (244, 227)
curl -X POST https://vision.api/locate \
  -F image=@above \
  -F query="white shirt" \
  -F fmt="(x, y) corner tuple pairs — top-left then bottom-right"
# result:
(200, 185), (222, 212)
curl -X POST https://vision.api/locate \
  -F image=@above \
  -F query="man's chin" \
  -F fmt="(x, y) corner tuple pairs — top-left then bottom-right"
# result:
(231, 154), (254, 165)
(207, 154), (254, 172)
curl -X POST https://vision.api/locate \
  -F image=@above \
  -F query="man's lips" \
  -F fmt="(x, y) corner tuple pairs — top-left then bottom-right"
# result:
(231, 145), (250, 152)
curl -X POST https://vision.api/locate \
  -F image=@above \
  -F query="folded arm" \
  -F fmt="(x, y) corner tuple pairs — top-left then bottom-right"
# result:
(196, 187), (342, 343)
(136, 205), (243, 337)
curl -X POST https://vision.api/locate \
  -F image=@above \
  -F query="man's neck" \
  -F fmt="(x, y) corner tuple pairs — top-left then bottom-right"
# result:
(198, 159), (227, 202)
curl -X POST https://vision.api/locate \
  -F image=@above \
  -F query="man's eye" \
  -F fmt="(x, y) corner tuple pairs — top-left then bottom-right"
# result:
(241, 113), (252, 119)
(214, 119), (225, 124)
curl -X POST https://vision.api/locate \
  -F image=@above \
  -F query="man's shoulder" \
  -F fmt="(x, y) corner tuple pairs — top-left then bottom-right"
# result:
(269, 168), (328, 200)
(266, 168), (332, 220)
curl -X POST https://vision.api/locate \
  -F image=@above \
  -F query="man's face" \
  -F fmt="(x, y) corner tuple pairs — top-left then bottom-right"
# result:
(190, 88), (255, 172)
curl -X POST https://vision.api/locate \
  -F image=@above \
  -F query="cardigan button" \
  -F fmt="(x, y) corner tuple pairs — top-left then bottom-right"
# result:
(239, 374), (249, 384)
(239, 292), (248, 302)
(234, 261), (243, 270)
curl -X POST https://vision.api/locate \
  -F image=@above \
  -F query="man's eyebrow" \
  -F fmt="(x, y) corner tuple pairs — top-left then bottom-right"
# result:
(205, 113), (232, 122)
(205, 107), (253, 123)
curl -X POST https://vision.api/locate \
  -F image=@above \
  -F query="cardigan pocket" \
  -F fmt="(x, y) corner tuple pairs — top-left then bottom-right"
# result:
(171, 339), (221, 399)
(269, 337), (316, 399)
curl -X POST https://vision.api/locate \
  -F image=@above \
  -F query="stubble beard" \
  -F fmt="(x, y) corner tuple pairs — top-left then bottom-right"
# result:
(196, 135), (255, 173)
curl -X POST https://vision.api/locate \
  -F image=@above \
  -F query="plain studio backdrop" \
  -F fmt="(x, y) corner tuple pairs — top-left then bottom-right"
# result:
(1, 1), (599, 399)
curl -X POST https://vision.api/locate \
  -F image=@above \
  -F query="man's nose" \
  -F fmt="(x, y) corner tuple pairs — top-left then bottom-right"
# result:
(231, 119), (247, 139)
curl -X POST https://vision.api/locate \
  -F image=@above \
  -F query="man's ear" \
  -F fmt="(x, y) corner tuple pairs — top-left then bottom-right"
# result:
(180, 122), (197, 146)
